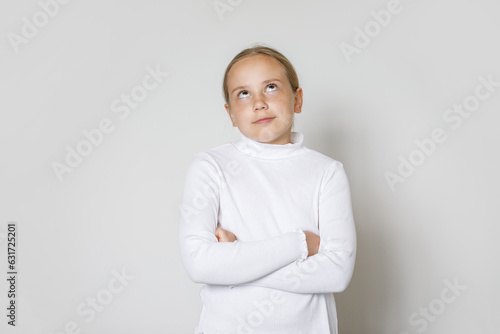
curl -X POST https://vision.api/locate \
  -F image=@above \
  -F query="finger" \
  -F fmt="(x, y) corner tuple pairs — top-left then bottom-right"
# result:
(214, 228), (222, 241)
(219, 231), (228, 241)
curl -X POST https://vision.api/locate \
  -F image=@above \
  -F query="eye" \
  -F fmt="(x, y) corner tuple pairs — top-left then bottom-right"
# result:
(238, 90), (249, 98)
(267, 83), (277, 92)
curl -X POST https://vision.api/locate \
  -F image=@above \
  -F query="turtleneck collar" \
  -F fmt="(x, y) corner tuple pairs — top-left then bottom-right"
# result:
(231, 131), (307, 159)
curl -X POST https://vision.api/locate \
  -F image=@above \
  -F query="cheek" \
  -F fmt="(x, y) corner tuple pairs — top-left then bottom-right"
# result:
(232, 99), (251, 112)
(273, 93), (294, 106)
(283, 112), (294, 122)
(273, 97), (295, 114)
(232, 109), (251, 123)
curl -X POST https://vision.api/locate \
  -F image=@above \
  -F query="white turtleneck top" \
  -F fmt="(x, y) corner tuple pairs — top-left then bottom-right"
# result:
(178, 131), (357, 334)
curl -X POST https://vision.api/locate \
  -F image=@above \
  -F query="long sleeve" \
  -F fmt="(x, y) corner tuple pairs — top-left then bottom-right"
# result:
(178, 152), (309, 285)
(231, 161), (357, 294)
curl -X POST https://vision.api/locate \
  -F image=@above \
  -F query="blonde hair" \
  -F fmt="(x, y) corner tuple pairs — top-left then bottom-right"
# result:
(222, 44), (300, 106)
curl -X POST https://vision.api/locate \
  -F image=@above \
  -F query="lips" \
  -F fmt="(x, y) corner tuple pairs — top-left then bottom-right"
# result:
(254, 117), (275, 124)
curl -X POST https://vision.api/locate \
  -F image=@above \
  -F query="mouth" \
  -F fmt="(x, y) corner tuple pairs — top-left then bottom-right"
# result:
(254, 117), (275, 124)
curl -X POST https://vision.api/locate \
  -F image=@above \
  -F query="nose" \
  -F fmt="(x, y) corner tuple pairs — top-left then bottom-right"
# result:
(253, 92), (268, 111)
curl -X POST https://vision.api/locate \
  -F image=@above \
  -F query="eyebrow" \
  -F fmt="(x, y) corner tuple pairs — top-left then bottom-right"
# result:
(230, 79), (282, 95)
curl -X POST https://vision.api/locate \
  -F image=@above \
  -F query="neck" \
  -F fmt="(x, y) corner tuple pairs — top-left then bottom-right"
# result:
(232, 131), (306, 159)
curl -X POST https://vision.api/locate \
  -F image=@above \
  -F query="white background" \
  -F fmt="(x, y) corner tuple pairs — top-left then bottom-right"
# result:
(1, 0), (499, 333)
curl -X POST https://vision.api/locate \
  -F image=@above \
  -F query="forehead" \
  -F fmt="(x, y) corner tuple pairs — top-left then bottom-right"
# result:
(227, 54), (286, 85)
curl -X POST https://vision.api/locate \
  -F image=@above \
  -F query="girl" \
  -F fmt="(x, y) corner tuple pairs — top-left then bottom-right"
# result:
(179, 44), (357, 334)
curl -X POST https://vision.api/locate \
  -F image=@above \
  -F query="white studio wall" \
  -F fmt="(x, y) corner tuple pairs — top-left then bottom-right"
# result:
(1, 0), (499, 333)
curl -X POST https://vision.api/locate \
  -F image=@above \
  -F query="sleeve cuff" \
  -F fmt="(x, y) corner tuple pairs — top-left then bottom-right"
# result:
(292, 229), (308, 262)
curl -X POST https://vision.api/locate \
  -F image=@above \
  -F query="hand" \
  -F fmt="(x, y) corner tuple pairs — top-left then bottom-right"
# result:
(215, 227), (237, 242)
(304, 231), (320, 257)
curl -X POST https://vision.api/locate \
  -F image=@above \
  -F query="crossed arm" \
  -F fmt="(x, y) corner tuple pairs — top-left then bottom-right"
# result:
(179, 152), (356, 293)
(179, 152), (313, 285)
(215, 227), (321, 258)
(215, 163), (356, 294)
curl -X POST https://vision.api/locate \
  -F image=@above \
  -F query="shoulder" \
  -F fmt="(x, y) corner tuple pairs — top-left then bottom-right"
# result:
(191, 142), (233, 163)
(186, 143), (234, 173)
(302, 146), (345, 171)
(301, 148), (349, 192)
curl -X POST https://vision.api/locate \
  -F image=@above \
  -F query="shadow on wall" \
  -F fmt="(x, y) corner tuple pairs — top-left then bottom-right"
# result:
(312, 115), (431, 333)
(336, 221), (391, 333)
(336, 203), (435, 334)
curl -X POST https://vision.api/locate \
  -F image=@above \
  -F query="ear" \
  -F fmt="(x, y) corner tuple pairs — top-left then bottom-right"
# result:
(294, 87), (303, 114)
(225, 103), (237, 127)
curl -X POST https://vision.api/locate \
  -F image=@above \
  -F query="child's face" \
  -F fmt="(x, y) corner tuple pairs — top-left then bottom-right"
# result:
(225, 54), (303, 145)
